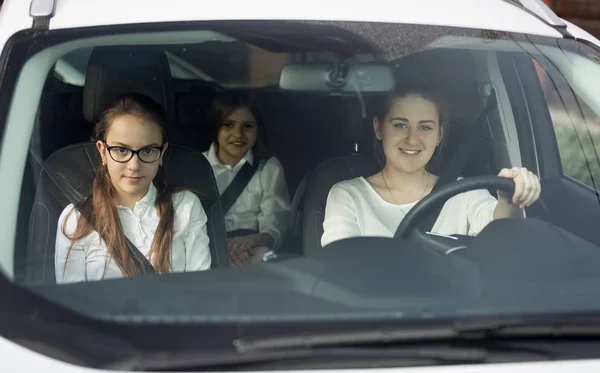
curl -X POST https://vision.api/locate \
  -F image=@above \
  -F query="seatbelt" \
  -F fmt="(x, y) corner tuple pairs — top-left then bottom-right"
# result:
(289, 174), (308, 237)
(420, 88), (498, 232)
(220, 158), (260, 215)
(29, 149), (156, 275)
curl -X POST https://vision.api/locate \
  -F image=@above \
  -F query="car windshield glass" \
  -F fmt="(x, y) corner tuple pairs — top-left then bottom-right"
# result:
(7, 21), (600, 330)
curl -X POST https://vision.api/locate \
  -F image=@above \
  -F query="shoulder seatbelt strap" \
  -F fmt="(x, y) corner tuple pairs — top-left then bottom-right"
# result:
(30, 149), (156, 274)
(220, 157), (260, 215)
(420, 89), (498, 232)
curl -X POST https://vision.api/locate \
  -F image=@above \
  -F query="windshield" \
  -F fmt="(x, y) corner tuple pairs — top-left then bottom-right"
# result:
(4, 20), (600, 362)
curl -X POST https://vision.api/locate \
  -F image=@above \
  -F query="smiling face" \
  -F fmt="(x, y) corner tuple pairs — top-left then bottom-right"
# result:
(216, 106), (258, 165)
(96, 114), (167, 205)
(374, 94), (443, 174)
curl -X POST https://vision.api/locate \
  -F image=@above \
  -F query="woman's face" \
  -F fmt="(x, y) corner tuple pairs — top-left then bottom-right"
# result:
(96, 114), (167, 202)
(216, 107), (258, 165)
(374, 95), (443, 174)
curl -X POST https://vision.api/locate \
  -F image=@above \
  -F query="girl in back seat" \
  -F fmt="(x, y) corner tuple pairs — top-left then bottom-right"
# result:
(203, 91), (291, 267)
(321, 84), (542, 247)
(55, 94), (211, 283)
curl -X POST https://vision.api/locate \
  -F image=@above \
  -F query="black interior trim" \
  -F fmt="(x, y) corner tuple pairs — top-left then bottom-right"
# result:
(496, 52), (541, 175)
(508, 52), (563, 179)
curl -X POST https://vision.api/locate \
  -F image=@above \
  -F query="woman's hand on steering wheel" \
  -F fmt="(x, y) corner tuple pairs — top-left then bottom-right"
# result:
(497, 167), (541, 209)
(393, 175), (544, 254)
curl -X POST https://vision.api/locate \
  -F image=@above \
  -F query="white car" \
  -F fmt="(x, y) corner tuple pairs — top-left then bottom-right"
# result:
(2, 0), (600, 372)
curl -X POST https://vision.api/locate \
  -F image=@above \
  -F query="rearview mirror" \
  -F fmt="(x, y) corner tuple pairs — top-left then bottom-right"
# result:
(279, 63), (395, 93)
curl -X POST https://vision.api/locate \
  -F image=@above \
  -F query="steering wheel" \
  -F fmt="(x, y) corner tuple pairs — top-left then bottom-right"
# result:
(393, 176), (517, 255)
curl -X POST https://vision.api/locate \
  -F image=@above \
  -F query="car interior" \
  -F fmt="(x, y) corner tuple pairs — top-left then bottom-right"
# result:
(8, 7), (600, 369)
(12, 28), (554, 285)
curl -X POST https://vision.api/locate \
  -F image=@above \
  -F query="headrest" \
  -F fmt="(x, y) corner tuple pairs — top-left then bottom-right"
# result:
(341, 95), (380, 150)
(176, 85), (217, 127)
(83, 46), (174, 123)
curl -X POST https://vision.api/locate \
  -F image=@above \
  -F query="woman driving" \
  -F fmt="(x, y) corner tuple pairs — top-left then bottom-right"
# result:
(321, 84), (542, 247)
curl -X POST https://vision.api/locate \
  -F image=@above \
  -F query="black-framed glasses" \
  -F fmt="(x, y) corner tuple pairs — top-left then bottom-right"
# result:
(104, 143), (165, 163)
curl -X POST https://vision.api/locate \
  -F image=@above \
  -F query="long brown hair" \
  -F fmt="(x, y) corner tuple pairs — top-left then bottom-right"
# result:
(62, 94), (175, 277)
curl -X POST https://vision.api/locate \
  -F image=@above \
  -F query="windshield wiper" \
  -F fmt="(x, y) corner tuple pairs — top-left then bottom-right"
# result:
(235, 325), (460, 352)
(106, 320), (579, 371)
(233, 316), (600, 353)
(105, 316), (600, 371)
(106, 345), (491, 371)
(452, 316), (600, 338)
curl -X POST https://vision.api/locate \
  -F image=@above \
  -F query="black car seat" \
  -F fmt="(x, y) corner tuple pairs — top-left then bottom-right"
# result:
(19, 47), (229, 285)
(296, 95), (381, 256)
(258, 91), (356, 196)
(37, 75), (91, 160)
(173, 84), (217, 152)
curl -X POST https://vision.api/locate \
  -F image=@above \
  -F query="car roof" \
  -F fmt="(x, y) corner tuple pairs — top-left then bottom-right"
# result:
(1, 0), (564, 38)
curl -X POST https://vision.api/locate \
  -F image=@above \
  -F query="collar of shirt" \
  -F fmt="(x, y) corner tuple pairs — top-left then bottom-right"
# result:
(206, 142), (254, 171)
(116, 182), (157, 215)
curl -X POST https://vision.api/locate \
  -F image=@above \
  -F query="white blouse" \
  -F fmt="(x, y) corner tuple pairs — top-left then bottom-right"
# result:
(55, 183), (211, 283)
(203, 144), (291, 250)
(321, 176), (498, 247)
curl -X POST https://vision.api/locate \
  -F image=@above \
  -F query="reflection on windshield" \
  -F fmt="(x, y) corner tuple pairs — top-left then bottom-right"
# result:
(56, 41), (292, 88)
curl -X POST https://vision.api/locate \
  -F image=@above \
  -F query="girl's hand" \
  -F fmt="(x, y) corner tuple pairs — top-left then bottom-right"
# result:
(497, 167), (541, 209)
(228, 235), (258, 253)
(228, 235), (259, 267)
(229, 250), (252, 268)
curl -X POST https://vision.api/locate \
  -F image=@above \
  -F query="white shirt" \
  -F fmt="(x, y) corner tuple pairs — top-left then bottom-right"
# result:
(55, 183), (211, 283)
(203, 143), (291, 250)
(321, 176), (498, 247)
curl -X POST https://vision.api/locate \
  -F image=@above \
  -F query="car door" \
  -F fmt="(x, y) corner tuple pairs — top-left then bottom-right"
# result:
(498, 41), (600, 247)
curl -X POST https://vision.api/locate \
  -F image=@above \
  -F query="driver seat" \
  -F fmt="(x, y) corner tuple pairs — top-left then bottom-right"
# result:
(302, 154), (380, 255)
(300, 97), (380, 255)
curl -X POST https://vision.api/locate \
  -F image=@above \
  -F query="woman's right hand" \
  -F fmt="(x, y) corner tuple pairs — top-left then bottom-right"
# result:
(497, 167), (541, 209)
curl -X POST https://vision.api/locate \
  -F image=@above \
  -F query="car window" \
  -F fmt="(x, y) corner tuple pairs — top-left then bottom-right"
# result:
(534, 57), (600, 189)
(4, 22), (600, 369)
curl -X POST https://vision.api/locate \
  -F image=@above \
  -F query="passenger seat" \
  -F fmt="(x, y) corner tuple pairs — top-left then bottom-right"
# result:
(20, 47), (230, 284)
(36, 75), (91, 159)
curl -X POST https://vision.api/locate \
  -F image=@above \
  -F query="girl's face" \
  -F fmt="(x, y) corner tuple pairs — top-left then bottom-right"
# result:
(374, 94), (443, 174)
(216, 107), (258, 165)
(96, 114), (167, 203)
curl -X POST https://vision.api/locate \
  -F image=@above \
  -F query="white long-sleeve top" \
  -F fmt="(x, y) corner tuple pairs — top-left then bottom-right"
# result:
(55, 183), (211, 283)
(203, 144), (291, 250)
(321, 176), (498, 247)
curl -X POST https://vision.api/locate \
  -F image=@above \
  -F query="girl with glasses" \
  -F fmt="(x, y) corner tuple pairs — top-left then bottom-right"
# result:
(55, 93), (211, 283)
